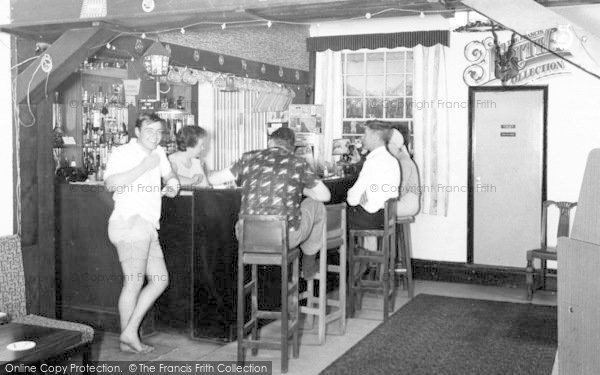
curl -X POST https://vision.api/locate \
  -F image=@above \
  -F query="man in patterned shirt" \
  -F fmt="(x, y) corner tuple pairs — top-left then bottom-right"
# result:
(209, 127), (331, 278)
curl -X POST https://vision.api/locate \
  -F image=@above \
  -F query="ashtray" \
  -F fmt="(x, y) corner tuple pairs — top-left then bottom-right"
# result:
(6, 341), (36, 351)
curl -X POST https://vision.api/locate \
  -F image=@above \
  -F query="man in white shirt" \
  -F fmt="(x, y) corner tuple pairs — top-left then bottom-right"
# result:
(104, 113), (179, 354)
(347, 121), (400, 229)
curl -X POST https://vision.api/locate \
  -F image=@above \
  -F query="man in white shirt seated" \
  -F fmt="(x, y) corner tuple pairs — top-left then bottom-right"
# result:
(347, 121), (400, 229)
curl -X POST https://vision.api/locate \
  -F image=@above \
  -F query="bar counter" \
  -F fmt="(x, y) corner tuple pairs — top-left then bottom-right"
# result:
(55, 176), (355, 341)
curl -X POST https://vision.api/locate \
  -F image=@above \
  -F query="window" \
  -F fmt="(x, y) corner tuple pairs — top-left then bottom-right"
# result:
(342, 50), (414, 153)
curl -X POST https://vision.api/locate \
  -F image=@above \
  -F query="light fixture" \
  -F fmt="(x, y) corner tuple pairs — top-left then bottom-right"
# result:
(180, 28), (185, 34)
(106, 42), (111, 49)
(549, 25), (573, 51)
(365, 12), (372, 19)
(141, 33), (146, 39)
(419, 12), (425, 18)
(143, 41), (171, 76)
(221, 23), (227, 30)
(267, 20), (272, 28)
(220, 75), (238, 92)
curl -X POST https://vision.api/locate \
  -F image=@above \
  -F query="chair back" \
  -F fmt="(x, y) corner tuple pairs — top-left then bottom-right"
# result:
(326, 203), (346, 249)
(384, 198), (397, 236)
(238, 215), (289, 254)
(0, 235), (27, 319)
(541, 200), (577, 250)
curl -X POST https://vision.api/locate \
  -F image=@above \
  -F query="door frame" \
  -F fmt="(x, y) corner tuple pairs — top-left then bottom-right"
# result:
(467, 85), (548, 264)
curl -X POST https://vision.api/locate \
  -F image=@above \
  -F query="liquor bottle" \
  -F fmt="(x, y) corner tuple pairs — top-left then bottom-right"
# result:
(99, 119), (106, 144)
(121, 122), (129, 144)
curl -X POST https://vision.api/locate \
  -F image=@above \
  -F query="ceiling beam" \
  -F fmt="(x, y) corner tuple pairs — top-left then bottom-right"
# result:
(16, 26), (117, 104)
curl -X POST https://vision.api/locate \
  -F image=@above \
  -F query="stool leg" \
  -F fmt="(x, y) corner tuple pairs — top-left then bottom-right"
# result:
(292, 256), (299, 359)
(404, 224), (414, 299)
(237, 260), (245, 365)
(281, 260), (289, 373)
(382, 234), (390, 321)
(389, 229), (397, 312)
(306, 279), (316, 330)
(339, 241), (347, 334)
(348, 232), (355, 318)
(251, 264), (259, 356)
(541, 259), (547, 290)
(318, 248), (327, 345)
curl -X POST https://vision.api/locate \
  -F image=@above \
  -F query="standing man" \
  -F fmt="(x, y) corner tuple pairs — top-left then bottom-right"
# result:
(347, 120), (400, 229)
(104, 113), (179, 353)
(209, 127), (331, 278)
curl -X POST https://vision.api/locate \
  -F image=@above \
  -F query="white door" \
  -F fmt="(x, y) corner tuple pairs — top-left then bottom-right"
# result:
(471, 88), (546, 267)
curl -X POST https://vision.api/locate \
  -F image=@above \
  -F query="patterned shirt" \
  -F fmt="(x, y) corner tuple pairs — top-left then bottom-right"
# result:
(231, 147), (317, 230)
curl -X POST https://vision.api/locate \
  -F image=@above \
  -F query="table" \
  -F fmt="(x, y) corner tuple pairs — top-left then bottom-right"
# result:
(0, 323), (81, 366)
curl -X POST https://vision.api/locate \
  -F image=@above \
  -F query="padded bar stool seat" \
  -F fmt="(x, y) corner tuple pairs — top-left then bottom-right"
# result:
(237, 215), (300, 373)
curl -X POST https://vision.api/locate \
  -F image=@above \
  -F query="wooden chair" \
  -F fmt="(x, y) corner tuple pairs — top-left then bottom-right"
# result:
(0, 235), (94, 362)
(237, 215), (300, 374)
(526, 200), (577, 300)
(299, 203), (347, 344)
(348, 198), (397, 320)
(395, 216), (415, 299)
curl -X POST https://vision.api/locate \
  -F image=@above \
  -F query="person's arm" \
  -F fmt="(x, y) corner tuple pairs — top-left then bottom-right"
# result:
(303, 180), (331, 202)
(159, 147), (179, 197)
(208, 168), (236, 186)
(161, 170), (180, 198)
(104, 153), (159, 192)
(346, 161), (372, 206)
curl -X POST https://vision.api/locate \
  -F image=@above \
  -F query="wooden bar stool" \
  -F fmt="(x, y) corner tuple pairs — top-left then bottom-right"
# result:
(348, 198), (397, 320)
(299, 203), (347, 344)
(395, 216), (415, 298)
(237, 215), (300, 373)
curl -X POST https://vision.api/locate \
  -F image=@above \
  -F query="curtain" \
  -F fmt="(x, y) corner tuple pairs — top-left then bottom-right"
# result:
(413, 44), (449, 216)
(314, 50), (343, 167)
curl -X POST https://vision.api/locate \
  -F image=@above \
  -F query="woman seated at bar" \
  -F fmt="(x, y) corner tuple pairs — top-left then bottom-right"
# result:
(388, 129), (421, 217)
(168, 125), (211, 188)
(104, 113), (180, 354)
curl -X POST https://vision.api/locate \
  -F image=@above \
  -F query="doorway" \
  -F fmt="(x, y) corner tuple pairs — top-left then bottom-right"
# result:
(468, 86), (547, 267)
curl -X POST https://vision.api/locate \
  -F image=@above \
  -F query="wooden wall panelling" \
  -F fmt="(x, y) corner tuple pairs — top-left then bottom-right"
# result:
(16, 27), (117, 105)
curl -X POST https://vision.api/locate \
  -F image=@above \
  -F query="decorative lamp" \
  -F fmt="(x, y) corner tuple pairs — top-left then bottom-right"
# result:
(143, 41), (171, 76)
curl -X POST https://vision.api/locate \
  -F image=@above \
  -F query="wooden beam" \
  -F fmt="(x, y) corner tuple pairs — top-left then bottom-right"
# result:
(16, 27), (117, 105)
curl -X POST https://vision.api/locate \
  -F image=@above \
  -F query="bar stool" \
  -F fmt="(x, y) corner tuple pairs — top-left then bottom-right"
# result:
(237, 215), (300, 373)
(395, 216), (415, 298)
(348, 198), (397, 320)
(299, 203), (347, 344)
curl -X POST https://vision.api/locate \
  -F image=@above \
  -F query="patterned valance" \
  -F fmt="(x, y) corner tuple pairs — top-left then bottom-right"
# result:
(307, 30), (450, 52)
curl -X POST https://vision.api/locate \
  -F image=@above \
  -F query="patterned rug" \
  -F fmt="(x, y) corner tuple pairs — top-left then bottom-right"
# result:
(321, 294), (557, 375)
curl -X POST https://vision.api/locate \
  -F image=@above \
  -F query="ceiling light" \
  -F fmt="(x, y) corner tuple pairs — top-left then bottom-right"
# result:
(267, 20), (272, 28)
(420, 12), (425, 18)
(180, 28), (185, 34)
(221, 23), (227, 30)
(365, 12), (372, 19)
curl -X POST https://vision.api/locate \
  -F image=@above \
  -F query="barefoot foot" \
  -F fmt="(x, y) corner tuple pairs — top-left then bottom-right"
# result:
(120, 331), (143, 353)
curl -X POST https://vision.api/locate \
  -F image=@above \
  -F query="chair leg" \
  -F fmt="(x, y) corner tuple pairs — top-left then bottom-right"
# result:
(404, 224), (414, 299)
(382, 235), (390, 321)
(348, 232), (356, 318)
(292, 256), (299, 359)
(526, 252), (534, 301)
(318, 248), (327, 345)
(251, 264), (259, 356)
(389, 231), (396, 313)
(281, 260), (289, 373)
(339, 242), (347, 334)
(541, 259), (548, 290)
(237, 260), (245, 365)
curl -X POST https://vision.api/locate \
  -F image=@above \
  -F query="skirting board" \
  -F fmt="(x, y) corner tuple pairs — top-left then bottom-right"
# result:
(412, 259), (557, 289)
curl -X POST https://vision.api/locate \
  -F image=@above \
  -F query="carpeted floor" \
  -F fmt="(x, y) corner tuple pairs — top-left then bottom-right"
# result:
(321, 294), (557, 375)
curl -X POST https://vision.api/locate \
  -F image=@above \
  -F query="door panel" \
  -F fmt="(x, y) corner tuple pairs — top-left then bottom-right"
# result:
(471, 88), (545, 267)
